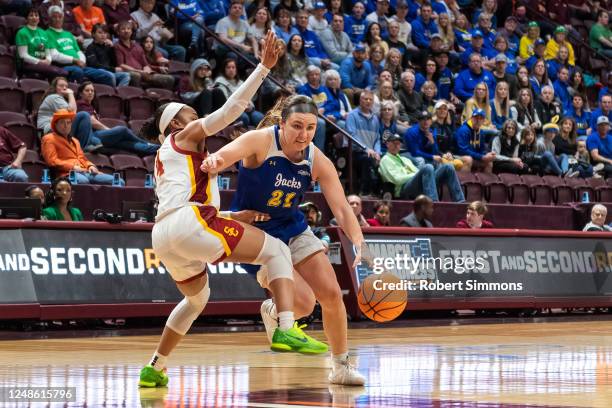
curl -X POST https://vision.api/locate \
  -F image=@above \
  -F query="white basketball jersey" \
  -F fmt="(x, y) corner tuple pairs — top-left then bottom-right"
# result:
(154, 131), (219, 221)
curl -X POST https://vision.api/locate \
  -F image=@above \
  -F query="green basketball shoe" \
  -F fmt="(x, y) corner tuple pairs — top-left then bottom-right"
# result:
(138, 365), (169, 388)
(270, 322), (329, 354)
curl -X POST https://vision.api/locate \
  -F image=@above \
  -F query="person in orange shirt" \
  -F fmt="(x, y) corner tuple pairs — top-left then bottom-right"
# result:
(41, 110), (124, 186)
(73, 0), (106, 39)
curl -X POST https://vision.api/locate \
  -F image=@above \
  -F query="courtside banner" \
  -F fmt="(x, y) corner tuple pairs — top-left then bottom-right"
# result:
(353, 233), (612, 298)
(0, 227), (266, 304)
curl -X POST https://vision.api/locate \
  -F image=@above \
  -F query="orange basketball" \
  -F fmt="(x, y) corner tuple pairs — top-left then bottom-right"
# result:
(357, 272), (408, 322)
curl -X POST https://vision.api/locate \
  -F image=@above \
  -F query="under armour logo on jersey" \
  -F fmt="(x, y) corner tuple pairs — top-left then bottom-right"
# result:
(298, 170), (310, 176)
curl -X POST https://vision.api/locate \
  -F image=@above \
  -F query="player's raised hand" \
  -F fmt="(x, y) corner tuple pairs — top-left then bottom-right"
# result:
(200, 153), (225, 173)
(260, 30), (280, 69)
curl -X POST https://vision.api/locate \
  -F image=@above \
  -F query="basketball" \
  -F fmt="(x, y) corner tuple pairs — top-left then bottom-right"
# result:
(357, 272), (408, 322)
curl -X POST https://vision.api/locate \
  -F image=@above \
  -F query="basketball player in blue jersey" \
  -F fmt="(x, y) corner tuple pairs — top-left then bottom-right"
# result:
(200, 95), (367, 386)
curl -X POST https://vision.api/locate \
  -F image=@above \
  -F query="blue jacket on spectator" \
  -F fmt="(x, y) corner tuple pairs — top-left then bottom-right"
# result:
(322, 88), (351, 121)
(460, 46), (496, 67)
(201, 0), (227, 27)
(346, 107), (381, 153)
(170, 0), (203, 21)
(587, 132), (612, 160)
(454, 68), (495, 102)
(411, 16), (438, 48)
(590, 108), (612, 131)
(553, 79), (571, 110)
(598, 87), (610, 103)
(344, 15), (367, 44)
(340, 57), (373, 89)
(564, 107), (592, 137)
(274, 25), (300, 45)
(405, 124), (438, 160)
(454, 28), (471, 50)
(490, 102), (508, 130)
(436, 67), (453, 100)
(297, 27), (330, 60)
(454, 120), (486, 160)
(506, 33), (520, 56)
(297, 83), (329, 107)
(352, 0), (376, 15)
(407, 0), (446, 20)
(546, 59), (574, 82)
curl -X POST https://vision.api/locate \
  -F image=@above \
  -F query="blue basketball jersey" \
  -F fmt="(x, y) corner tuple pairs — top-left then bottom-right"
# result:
(231, 125), (315, 245)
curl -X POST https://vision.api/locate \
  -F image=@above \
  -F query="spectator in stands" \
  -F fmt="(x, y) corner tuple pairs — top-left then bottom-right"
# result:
(411, 3), (438, 50)
(203, 0), (228, 29)
(40, 0), (81, 38)
(273, 8), (299, 45)
(214, 58), (264, 127)
(73, 0), (106, 40)
(510, 88), (542, 134)
(299, 201), (331, 252)
(85, 24), (131, 87)
(367, 44), (386, 79)
(454, 53), (495, 102)
(461, 83), (497, 140)
(491, 119), (524, 174)
(390, 1), (415, 49)
(347, 90), (381, 196)
(261, 39), (297, 101)
(0, 126), (28, 182)
(583, 204), (611, 232)
(541, 122), (570, 176)
(405, 110), (448, 168)
(455, 109), (496, 173)
(297, 65), (328, 150)
(569, 139), (595, 179)
(530, 59), (553, 98)
(420, 81), (438, 114)
(436, 13), (455, 53)
(365, 0), (389, 37)
(554, 117), (579, 165)
(498, 15), (520, 56)
(473, 13), (497, 55)
(516, 65), (531, 92)
(379, 133), (464, 202)
(399, 195), (433, 228)
(41, 109), (124, 186)
(322, 69), (350, 130)
(472, 0), (497, 26)
(114, 21), (175, 89)
(385, 21), (409, 64)
(169, 0), (205, 57)
(432, 100), (469, 171)
(131, 0), (186, 62)
(587, 116), (612, 178)
(345, 1), (367, 44)
(565, 94), (592, 137)
(320, 12), (353, 65)
(378, 100), (405, 146)
(552, 66), (572, 109)
(366, 200), (391, 226)
(453, 13), (471, 52)
(547, 46), (574, 84)
(42, 177), (84, 221)
(308, 2), (329, 37)
(492, 53), (518, 96)
(215, 0), (256, 62)
(295, 9), (337, 70)
(180, 58), (227, 117)
(287, 34), (310, 85)
(16, 7), (68, 80)
(46, 6), (88, 83)
(37, 77), (99, 150)
(535, 85), (562, 126)
(364, 22), (388, 56)
(491, 81), (510, 131)
(383, 48), (403, 89)
(589, 10), (612, 59)
(76, 82), (159, 155)
(518, 127), (544, 174)
(340, 44), (373, 104)
(397, 71), (423, 125)
(25, 185), (45, 205)
(329, 194), (370, 227)
(141, 36), (170, 74)
(545, 26), (575, 66)
(519, 21), (540, 62)
(591, 95), (612, 131)
(248, 6), (272, 48)
(101, 0), (133, 34)
(456, 201), (494, 229)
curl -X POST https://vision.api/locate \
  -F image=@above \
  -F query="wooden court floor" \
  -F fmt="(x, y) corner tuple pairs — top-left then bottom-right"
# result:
(1, 321), (612, 407)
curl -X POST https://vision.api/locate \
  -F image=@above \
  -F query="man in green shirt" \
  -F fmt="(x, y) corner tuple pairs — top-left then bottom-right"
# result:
(378, 133), (465, 202)
(590, 10), (612, 59)
(47, 5), (87, 82)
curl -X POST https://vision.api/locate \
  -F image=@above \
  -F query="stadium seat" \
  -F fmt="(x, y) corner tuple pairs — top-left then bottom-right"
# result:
(1, 15), (25, 42)
(0, 76), (17, 87)
(20, 78), (49, 113)
(125, 96), (155, 120)
(96, 94), (123, 119)
(145, 87), (176, 103)
(497, 173), (530, 204)
(128, 119), (148, 136)
(475, 172), (507, 203)
(0, 111), (28, 124)
(92, 83), (116, 96)
(117, 86), (145, 99)
(169, 60), (190, 75)
(521, 175), (552, 205)
(142, 155), (155, 173)
(110, 154), (148, 187)
(22, 149), (46, 182)
(0, 86), (26, 113)
(542, 176), (573, 204)
(4, 121), (37, 149)
(586, 178), (612, 202)
(85, 152), (115, 174)
(564, 177), (595, 202)
(456, 171), (483, 202)
(19, 78), (49, 91)
(0, 54), (14, 78)
(99, 117), (127, 128)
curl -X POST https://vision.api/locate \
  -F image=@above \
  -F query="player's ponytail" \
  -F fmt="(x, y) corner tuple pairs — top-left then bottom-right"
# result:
(256, 97), (285, 129)
(140, 103), (169, 142)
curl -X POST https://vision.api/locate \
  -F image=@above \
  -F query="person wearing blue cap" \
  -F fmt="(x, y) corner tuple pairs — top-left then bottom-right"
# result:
(474, 12), (496, 53)
(524, 38), (546, 71)
(309, 1), (329, 36)
(411, 3), (438, 49)
(454, 108), (496, 172)
(460, 29), (496, 68)
(454, 53), (495, 102)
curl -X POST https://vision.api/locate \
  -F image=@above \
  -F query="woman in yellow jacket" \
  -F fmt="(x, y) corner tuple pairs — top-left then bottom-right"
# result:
(544, 26), (575, 65)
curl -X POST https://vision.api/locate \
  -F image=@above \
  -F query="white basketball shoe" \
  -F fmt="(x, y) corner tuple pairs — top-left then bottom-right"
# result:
(329, 355), (366, 386)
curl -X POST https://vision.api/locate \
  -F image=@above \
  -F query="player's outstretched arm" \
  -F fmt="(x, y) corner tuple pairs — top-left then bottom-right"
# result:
(314, 149), (365, 267)
(180, 31), (280, 145)
(200, 129), (268, 174)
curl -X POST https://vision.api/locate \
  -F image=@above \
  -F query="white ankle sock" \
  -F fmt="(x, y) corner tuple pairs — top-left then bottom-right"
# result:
(277, 311), (294, 331)
(333, 352), (349, 365)
(150, 351), (167, 371)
